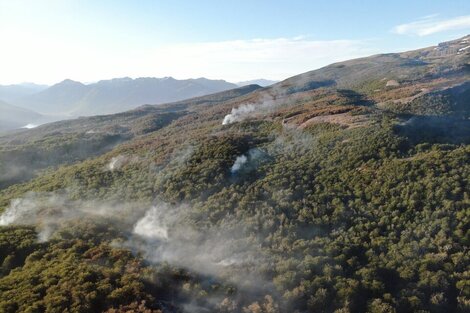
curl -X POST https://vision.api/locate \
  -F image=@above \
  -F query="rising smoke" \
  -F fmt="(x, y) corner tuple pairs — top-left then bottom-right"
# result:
(221, 85), (284, 125)
(106, 154), (140, 171)
(133, 205), (171, 240)
(0, 191), (270, 290)
(221, 74), (316, 126)
(0, 192), (144, 242)
(231, 155), (248, 173)
(127, 203), (269, 286)
(222, 104), (256, 125)
(230, 148), (268, 174)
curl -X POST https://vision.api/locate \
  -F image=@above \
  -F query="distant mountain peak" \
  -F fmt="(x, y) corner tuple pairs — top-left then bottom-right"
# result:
(111, 77), (133, 82)
(18, 82), (49, 89)
(9, 76), (238, 116)
(237, 79), (279, 87)
(57, 79), (84, 86)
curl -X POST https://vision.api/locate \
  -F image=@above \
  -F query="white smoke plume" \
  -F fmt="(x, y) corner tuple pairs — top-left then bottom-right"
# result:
(0, 192), (269, 288)
(230, 148), (267, 174)
(222, 104), (256, 125)
(106, 155), (140, 171)
(221, 71), (332, 126)
(0, 192), (145, 242)
(127, 204), (269, 286)
(221, 86), (284, 125)
(133, 205), (170, 240)
(231, 155), (248, 173)
(0, 197), (39, 226)
(107, 156), (125, 170)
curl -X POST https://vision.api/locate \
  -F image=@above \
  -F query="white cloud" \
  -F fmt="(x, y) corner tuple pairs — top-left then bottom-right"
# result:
(393, 15), (470, 36)
(0, 32), (376, 84)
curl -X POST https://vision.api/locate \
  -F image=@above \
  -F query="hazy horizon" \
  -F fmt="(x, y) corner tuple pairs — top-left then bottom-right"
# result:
(1, 0), (469, 85)
(0, 76), (279, 88)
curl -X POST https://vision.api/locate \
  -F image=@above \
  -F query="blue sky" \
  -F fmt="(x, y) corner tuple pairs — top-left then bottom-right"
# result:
(0, 0), (469, 84)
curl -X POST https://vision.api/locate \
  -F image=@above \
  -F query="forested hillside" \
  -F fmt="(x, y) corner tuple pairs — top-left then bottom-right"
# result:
(0, 37), (469, 313)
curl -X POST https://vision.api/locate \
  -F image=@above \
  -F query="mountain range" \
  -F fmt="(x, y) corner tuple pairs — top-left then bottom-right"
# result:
(0, 77), (239, 123)
(0, 36), (469, 313)
(0, 83), (48, 103)
(236, 79), (278, 87)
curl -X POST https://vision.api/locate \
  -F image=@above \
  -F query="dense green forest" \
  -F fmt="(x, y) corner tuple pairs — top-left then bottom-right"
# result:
(0, 37), (469, 312)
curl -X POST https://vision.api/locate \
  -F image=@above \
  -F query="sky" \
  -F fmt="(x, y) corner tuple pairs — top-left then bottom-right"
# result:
(0, 0), (469, 85)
